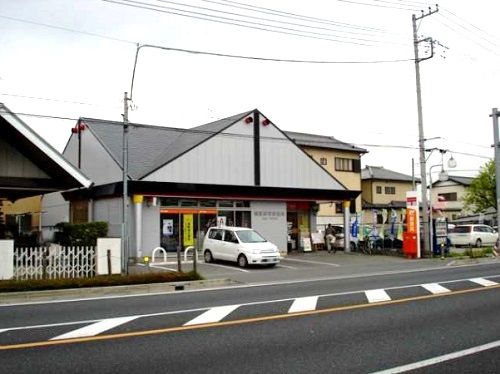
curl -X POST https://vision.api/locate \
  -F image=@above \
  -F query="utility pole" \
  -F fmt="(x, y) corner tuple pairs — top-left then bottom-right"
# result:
(491, 108), (500, 230)
(412, 5), (439, 257)
(122, 91), (130, 274)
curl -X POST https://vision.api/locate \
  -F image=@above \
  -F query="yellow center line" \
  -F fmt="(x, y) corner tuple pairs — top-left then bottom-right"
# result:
(1, 284), (499, 351)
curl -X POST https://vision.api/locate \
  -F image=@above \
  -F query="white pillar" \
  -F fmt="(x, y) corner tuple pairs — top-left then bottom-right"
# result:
(343, 201), (351, 252)
(96, 238), (121, 275)
(0, 240), (14, 280)
(133, 195), (143, 259)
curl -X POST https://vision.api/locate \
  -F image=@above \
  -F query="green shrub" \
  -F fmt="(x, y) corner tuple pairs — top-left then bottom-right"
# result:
(0, 271), (203, 292)
(54, 221), (108, 246)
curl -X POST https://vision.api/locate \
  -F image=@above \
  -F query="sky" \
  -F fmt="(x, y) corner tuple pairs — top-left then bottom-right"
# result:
(1, 0), (499, 181)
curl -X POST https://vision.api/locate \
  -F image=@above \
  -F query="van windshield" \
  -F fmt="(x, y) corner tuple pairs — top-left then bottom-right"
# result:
(236, 230), (267, 243)
(454, 226), (472, 233)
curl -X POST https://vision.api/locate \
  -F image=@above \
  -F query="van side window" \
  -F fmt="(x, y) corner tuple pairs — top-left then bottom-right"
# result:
(224, 230), (238, 243)
(209, 229), (223, 240)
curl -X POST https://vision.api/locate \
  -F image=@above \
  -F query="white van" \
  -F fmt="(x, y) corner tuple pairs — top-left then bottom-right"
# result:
(448, 224), (498, 247)
(202, 226), (280, 268)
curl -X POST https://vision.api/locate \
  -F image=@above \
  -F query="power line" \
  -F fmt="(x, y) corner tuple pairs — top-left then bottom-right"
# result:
(0, 93), (120, 108)
(104, 0), (385, 46)
(151, 0), (398, 43)
(1, 109), (492, 160)
(433, 15), (500, 58)
(437, 13), (500, 55)
(135, 43), (415, 64)
(1, 10), (412, 64)
(0, 14), (135, 44)
(202, 0), (390, 33)
(335, 0), (420, 12)
(442, 8), (500, 47)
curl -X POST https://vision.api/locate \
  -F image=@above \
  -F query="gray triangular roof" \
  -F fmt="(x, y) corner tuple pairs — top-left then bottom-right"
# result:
(81, 110), (365, 182)
(284, 131), (367, 153)
(361, 166), (418, 182)
(81, 111), (252, 180)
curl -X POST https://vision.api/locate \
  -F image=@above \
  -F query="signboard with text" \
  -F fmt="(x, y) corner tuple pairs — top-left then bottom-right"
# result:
(405, 191), (420, 258)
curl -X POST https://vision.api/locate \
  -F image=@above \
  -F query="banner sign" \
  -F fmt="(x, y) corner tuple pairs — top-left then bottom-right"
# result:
(183, 214), (194, 246)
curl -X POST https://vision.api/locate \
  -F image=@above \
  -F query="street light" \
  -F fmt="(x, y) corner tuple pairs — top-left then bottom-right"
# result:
(429, 152), (456, 258)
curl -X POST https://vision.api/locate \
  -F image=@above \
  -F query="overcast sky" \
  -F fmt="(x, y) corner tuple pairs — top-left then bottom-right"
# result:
(1, 0), (499, 180)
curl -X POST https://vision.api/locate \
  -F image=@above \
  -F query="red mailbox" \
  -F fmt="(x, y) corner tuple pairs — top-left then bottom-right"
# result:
(403, 232), (417, 258)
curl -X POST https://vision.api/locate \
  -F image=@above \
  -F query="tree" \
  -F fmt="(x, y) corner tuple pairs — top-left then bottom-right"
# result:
(463, 160), (496, 213)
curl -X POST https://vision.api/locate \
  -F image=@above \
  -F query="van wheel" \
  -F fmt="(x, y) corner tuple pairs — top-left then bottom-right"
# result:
(238, 254), (248, 268)
(204, 250), (214, 263)
(475, 239), (482, 248)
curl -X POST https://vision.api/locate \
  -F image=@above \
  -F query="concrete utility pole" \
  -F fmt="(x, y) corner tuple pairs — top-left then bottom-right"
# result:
(412, 5), (439, 257)
(491, 108), (500, 230)
(122, 91), (130, 274)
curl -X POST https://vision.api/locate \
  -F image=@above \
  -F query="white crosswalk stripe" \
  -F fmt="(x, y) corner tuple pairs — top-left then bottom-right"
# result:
(288, 296), (319, 313)
(421, 283), (450, 294)
(470, 278), (498, 287)
(183, 305), (240, 326)
(365, 289), (391, 303)
(50, 316), (139, 340)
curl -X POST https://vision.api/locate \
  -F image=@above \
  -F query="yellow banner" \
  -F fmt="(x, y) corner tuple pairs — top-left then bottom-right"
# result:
(183, 214), (194, 246)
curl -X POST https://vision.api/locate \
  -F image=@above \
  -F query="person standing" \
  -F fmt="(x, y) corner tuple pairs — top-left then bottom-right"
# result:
(325, 224), (335, 254)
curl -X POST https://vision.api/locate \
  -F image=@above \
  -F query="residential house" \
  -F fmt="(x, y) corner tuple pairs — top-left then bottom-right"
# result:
(430, 176), (473, 222)
(361, 166), (418, 225)
(284, 131), (367, 226)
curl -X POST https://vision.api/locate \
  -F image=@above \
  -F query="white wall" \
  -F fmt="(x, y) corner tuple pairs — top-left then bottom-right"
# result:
(251, 201), (287, 254)
(144, 118), (254, 185)
(64, 130), (122, 185)
(96, 238), (121, 275)
(139, 204), (160, 257)
(0, 240), (14, 280)
(260, 123), (344, 190)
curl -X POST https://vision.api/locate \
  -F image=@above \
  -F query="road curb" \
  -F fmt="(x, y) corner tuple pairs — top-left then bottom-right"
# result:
(0, 278), (238, 305)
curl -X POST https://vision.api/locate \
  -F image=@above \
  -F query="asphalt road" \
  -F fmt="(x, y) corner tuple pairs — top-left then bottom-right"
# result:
(1, 262), (499, 373)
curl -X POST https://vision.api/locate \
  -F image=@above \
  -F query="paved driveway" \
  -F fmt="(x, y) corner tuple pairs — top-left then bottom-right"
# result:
(139, 251), (497, 285)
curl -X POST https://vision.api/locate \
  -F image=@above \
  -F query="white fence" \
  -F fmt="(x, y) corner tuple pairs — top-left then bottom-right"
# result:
(13, 245), (96, 280)
(0, 238), (121, 280)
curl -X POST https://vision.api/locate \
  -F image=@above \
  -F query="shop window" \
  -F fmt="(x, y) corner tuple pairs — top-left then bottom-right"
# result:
(376, 186), (382, 194)
(235, 211), (251, 227)
(179, 199), (197, 207)
(218, 200), (233, 208)
(384, 186), (396, 195)
(158, 198), (178, 207)
(70, 200), (88, 223)
(235, 201), (250, 208)
(217, 211), (234, 226)
(320, 157), (327, 165)
(200, 200), (216, 207)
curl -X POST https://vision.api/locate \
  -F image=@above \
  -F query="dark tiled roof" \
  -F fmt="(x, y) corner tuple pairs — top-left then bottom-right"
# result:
(284, 131), (367, 153)
(431, 175), (474, 187)
(361, 166), (418, 182)
(449, 176), (473, 186)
